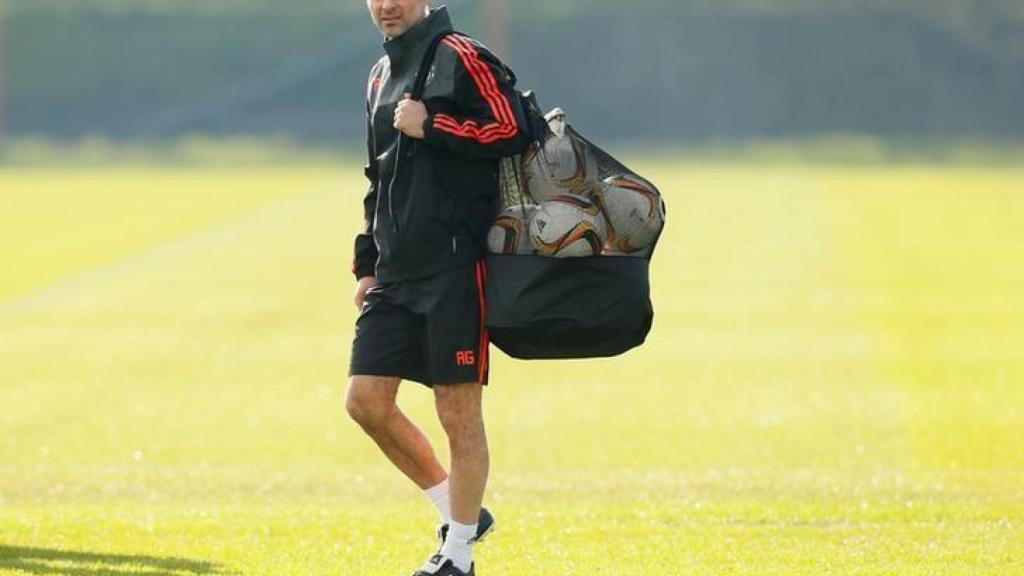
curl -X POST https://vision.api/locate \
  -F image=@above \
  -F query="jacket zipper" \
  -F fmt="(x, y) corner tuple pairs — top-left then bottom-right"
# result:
(387, 134), (402, 234)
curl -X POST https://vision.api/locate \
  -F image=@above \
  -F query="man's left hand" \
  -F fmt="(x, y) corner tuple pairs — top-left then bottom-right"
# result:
(394, 93), (427, 139)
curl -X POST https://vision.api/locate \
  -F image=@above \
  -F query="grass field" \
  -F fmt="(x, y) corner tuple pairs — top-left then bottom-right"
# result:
(1, 162), (1022, 575)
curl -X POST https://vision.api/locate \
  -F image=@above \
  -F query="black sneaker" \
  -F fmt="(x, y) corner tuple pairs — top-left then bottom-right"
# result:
(435, 507), (495, 548)
(412, 554), (474, 576)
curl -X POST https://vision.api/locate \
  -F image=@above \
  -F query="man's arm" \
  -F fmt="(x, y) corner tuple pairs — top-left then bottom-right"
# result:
(352, 178), (377, 281)
(354, 65), (382, 284)
(419, 35), (530, 159)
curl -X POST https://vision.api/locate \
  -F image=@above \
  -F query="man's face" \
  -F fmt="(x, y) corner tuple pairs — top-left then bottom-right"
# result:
(366, 0), (429, 39)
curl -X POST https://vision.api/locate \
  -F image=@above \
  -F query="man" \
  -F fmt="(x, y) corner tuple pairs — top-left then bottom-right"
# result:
(345, 1), (529, 575)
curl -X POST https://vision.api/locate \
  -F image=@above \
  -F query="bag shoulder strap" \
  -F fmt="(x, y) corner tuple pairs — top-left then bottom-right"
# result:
(411, 30), (460, 100)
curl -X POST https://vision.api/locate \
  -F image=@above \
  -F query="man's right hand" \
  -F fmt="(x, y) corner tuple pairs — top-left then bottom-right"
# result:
(354, 275), (379, 311)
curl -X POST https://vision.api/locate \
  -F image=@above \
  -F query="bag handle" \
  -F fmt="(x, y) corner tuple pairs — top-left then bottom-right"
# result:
(411, 30), (458, 100)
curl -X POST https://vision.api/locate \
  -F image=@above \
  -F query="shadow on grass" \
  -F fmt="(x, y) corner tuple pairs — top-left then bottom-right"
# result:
(0, 545), (232, 576)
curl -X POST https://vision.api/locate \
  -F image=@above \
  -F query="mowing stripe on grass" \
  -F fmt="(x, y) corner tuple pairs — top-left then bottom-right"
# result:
(0, 183), (342, 320)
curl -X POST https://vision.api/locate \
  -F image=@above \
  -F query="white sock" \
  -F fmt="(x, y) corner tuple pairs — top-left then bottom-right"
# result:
(440, 520), (476, 573)
(423, 479), (451, 524)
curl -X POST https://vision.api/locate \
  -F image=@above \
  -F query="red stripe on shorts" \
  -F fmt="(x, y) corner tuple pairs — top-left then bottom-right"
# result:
(474, 261), (489, 384)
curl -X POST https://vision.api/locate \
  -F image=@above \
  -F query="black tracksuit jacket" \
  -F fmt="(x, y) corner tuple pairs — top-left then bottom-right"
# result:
(352, 7), (531, 283)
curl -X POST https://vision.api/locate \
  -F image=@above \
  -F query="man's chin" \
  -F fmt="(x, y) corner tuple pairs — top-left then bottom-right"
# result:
(381, 22), (407, 38)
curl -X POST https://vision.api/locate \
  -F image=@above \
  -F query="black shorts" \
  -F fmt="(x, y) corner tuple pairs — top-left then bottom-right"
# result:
(349, 261), (489, 387)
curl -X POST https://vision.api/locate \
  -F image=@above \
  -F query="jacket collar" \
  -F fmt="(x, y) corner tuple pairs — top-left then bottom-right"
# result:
(382, 5), (453, 70)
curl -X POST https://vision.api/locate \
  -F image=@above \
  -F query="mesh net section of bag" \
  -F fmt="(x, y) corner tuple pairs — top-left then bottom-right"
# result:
(490, 108), (666, 262)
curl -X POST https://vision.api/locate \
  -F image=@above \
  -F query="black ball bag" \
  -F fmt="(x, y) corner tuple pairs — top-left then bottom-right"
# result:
(484, 119), (665, 360)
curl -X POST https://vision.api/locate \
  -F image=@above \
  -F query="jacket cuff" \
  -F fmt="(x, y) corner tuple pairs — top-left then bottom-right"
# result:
(353, 234), (377, 280)
(353, 257), (376, 280)
(422, 115), (441, 145)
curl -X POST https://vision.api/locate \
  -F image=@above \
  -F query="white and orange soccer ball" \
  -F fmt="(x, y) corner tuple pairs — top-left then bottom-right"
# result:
(595, 175), (665, 254)
(520, 113), (599, 202)
(529, 194), (607, 258)
(486, 204), (538, 255)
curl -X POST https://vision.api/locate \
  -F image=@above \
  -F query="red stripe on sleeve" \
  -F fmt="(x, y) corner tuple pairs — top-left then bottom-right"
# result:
(434, 116), (516, 141)
(446, 35), (516, 126)
(432, 35), (519, 144)
(434, 115), (517, 144)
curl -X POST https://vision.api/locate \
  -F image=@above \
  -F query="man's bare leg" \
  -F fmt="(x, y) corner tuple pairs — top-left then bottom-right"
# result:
(434, 382), (488, 572)
(435, 382), (488, 522)
(346, 375), (447, 489)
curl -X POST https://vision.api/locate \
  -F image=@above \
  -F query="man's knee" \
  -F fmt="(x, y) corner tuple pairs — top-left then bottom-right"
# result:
(435, 383), (484, 439)
(346, 376), (399, 431)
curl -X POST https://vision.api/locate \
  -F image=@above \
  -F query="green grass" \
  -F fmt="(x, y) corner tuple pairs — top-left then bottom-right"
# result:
(0, 167), (342, 303)
(1, 163), (1022, 575)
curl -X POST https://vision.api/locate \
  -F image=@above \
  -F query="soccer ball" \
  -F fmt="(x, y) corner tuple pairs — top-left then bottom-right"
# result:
(486, 204), (538, 255)
(521, 130), (599, 202)
(596, 175), (664, 253)
(529, 194), (607, 258)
